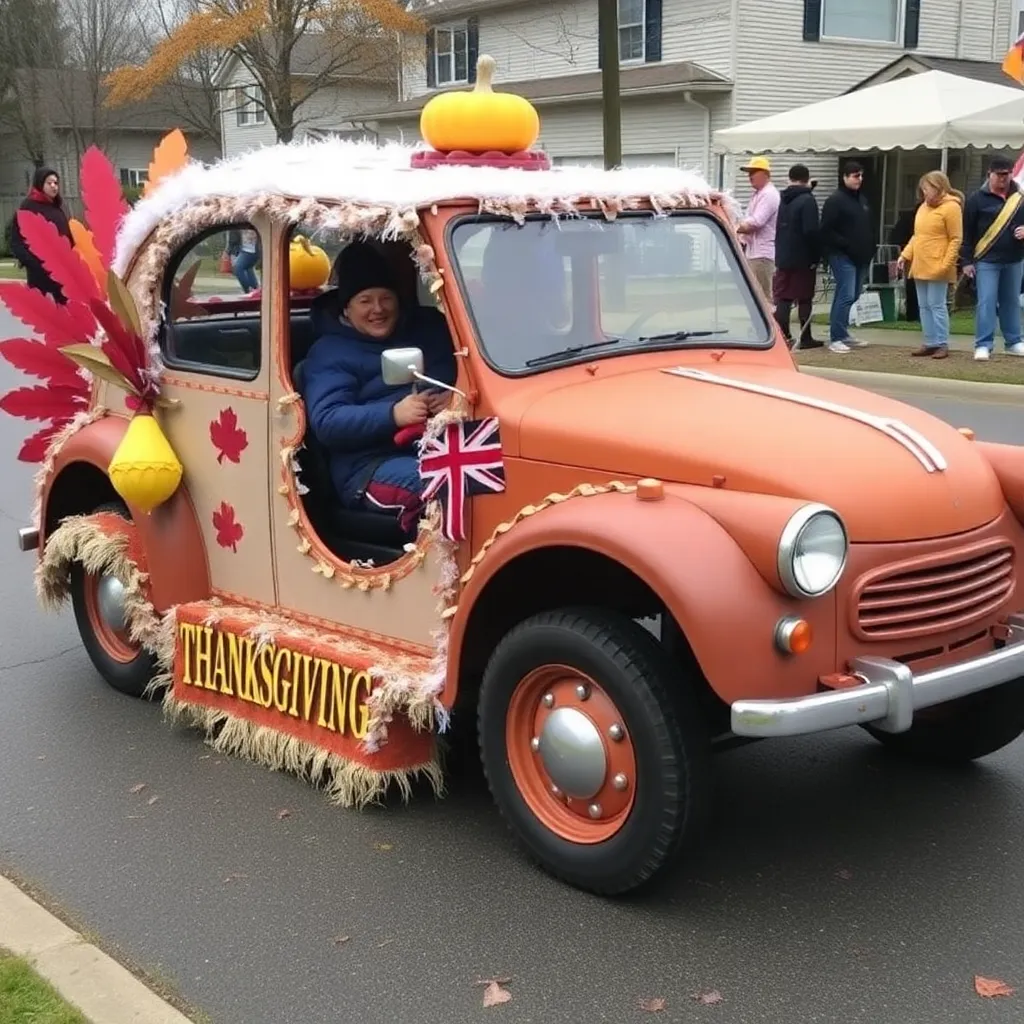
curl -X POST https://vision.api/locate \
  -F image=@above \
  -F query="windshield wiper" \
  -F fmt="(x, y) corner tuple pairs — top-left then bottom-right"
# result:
(524, 337), (623, 367)
(636, 329), (730, 343)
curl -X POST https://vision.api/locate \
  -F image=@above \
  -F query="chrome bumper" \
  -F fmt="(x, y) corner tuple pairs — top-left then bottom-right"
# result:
(17, 526), (38, 552)
(731, 615), (1024, 738)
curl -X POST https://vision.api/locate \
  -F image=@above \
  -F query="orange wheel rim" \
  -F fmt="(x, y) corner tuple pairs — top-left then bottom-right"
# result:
(505, 666), (637, 844)
(83, 572), (137, 665)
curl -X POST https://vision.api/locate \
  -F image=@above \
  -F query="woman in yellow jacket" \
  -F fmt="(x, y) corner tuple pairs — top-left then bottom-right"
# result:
(896, 171), (964, 359)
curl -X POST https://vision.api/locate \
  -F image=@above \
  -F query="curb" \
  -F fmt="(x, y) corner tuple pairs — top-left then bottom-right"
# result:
(0, 874), (193, 1024)
(799, 365), (1024, 401)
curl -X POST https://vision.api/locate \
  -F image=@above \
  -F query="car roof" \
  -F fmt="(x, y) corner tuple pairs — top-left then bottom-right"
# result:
(112, 138), (736, 274)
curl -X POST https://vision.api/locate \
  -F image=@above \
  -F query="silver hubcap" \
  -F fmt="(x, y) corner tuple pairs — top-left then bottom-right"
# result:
(95, 575), (127, 633)
(537, 707), (607, 800)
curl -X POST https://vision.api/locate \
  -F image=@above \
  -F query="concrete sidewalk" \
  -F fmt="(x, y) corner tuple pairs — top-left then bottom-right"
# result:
(0, 874), (194, 1024)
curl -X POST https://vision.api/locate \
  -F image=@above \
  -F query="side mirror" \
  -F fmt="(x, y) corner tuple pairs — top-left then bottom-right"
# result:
(381, 347), (423, 386)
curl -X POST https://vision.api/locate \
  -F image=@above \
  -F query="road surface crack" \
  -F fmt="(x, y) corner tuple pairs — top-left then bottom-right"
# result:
(0, 645), (80, 671)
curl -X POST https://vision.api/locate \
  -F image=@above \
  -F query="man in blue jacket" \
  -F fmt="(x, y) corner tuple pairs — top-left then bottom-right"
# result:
(301, 242), (457, 533)
(961, 155), (1024, 361)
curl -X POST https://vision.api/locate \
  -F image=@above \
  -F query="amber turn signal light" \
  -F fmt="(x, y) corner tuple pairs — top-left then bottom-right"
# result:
(775, 616), (812, 654)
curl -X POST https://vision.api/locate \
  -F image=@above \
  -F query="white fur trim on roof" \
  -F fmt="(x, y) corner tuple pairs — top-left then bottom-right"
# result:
(112, 138), (735, 274)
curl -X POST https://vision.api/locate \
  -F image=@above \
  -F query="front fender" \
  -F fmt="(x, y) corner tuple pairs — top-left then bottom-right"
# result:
(978, 441), (1024, 524)
(41, 414), (210, 611)
(448, 489), (837, 707)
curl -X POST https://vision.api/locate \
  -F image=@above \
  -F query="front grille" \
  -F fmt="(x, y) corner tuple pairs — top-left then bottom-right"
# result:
(855, 544), (1015, 641)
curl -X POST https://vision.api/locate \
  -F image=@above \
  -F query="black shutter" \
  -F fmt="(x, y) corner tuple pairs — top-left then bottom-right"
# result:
(426, 29), (436, 89)
(904, 0), (921, 48)
(467, 17), (479, 82)
(802, 0), (822, 42)
(645, 0), (662, 62)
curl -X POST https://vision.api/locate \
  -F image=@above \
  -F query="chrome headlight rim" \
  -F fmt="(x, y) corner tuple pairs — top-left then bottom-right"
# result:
(777, 503), (848, 599)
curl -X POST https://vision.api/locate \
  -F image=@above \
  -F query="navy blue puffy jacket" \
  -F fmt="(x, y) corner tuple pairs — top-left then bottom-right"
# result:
(301, 294), (458, 503)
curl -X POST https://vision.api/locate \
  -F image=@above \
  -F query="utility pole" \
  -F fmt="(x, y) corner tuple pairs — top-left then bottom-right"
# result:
(598, 0), (621, 170)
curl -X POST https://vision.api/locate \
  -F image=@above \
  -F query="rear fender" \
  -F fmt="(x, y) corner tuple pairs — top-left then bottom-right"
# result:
(448, 490), (837, 706)
(40, 415), (210, 610)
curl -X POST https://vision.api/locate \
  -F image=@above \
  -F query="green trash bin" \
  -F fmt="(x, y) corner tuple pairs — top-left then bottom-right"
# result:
(864, 285), (897, 322)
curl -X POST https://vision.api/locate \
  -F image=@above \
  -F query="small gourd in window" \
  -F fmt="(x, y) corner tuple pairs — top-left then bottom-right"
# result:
(289, 234), (331, 292)
(420, 55), (540, 154)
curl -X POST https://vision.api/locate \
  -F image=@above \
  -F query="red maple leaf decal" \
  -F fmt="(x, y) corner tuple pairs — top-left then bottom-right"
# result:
(209, 407), (248, 464)
(212, 502), (244, 552)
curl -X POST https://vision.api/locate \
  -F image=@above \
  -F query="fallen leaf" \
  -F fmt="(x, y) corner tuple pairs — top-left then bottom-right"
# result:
(332, 935), (350, 946)
(374, 842), (393, 851)
(223, 873), (248, 883)
(276, 808), (292, 820)
(975, 976), (1015, 998)
(692, 990), (723, 1005)
(129, 783), (146, 794)
(836, 868), (853, 880)
(481, 980), (512, 1008)
(639, 997), (667, 1012)
(147, 795), (159, 805)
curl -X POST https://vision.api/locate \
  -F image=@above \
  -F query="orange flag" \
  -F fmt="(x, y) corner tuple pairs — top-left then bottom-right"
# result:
(1003, 34), (1024, 84)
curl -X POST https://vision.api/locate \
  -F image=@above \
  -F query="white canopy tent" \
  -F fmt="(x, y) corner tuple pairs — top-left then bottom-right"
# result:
(713, 70), (1024, 165)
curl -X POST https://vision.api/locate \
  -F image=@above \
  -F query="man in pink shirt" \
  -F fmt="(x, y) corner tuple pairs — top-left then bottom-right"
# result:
(737, 155), (781, 298)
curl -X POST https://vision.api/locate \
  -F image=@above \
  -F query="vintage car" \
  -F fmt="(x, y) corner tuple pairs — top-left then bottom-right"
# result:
(3, 62), (1024, 897)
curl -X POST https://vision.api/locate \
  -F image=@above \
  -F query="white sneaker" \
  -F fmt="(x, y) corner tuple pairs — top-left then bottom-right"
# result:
(828, 340), (851, 354)
(974, 347), (991, 361)
(1007, 342), (1024, 356)
(845, 335), (869, 349)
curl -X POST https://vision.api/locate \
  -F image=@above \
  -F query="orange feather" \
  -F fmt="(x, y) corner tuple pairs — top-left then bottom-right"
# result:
(145, 129), (189, 197)
(69, 220), (107, 296)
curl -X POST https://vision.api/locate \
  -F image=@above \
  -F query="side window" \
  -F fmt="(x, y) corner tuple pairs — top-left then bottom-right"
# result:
(161, 223), (262, 380)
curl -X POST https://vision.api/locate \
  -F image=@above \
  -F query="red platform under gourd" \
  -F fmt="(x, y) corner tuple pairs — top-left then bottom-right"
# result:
(411, 149), (551, 171)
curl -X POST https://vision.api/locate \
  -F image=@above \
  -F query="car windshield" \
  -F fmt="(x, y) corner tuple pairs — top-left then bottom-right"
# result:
(449, 211), (771, 373)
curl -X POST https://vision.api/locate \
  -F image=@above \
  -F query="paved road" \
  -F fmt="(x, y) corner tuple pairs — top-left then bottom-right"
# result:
(1, 314), (1024, 1023)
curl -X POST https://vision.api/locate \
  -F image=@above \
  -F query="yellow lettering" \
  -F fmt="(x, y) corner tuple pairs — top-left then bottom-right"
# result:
(317, 662), (338, 728)
(289, 655), (309, 718)
(178, 623), (196, 685)
(272, 648), (292, 713)
(227, 634), (244, 697)
(329, 666), (353, 734)
(213, 632), (230, 694)
(349, 671), (372, 739)
(302, 658), (321, 721)
(194, 626), (213, 687)
(258, 645), (274, 708)
(240, 638), (256, 703)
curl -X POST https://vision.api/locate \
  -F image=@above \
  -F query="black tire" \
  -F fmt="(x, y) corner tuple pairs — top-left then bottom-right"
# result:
(863, 677), (1024, 763)
(68, 502), (158, 700)
(478, 607), (711, 896)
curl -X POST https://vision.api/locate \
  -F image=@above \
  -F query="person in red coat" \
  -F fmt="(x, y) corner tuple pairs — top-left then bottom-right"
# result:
(10, 167), (74, 303)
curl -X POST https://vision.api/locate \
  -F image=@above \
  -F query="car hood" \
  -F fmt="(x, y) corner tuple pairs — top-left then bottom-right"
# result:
(515, 363), (1005, 542)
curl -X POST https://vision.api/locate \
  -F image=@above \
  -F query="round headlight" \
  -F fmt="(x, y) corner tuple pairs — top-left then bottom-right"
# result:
(777, 504), (848, 598)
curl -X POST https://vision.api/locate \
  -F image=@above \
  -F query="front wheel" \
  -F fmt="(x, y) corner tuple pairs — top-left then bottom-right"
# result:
(863, 677), (1024, 763)
(69, 504), (158, 699)
(478, 608), (710, 896)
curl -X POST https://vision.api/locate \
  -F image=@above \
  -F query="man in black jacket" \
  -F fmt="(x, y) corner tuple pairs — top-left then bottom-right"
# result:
(960, 155), (1024, 360)
(820, 160), (875, 353)
(9, 167), (74, 303)
(772, 164), (822, 350)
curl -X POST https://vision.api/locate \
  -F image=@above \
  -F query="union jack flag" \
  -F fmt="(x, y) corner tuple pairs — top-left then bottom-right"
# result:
(418, 417), (505, 542)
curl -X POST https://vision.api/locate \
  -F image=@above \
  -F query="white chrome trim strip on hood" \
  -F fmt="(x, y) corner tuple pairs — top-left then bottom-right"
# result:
(663, 367), (948, 473)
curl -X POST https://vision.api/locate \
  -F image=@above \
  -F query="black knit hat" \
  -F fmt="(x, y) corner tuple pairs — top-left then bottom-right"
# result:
(333, 241), (398, 309)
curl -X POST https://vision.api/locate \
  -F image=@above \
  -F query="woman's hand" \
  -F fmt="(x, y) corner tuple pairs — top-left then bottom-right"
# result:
(1014, 226), (1024, 240)
(425, 389), (452, 416)
(393, 393), (429, 427)
(896, 256), (906, 275)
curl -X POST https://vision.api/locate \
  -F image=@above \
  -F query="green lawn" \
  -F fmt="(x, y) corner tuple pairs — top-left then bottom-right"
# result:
(811, 310), (977, 335)
(0, 950), (88, 1024)
(0, 261), (25, 280)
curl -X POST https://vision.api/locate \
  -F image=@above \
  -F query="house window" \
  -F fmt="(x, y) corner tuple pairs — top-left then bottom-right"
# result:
(618, 0), (646, 62)
(1014, 0), (1024, 43)
(234, 86), (267, 127)
(821, 0), (903, 44)
(433, 23), (469, 85)
(119, 168), (148, 188)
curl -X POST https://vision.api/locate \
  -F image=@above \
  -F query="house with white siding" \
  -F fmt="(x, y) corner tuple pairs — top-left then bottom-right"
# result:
(214, 35), (398, 157)
(341, 0), (1022, 232)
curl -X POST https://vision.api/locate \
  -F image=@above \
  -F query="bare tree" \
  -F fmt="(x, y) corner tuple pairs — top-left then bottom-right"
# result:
(104, 1), (425, 144)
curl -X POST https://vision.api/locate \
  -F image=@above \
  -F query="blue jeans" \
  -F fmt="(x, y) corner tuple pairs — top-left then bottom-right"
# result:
(345, 455), (422, 535)
(915, 280), (950, 349)
(232, 250), (259, 292)
(828, 255), (867, 342)
(974, 259), (1024, 351)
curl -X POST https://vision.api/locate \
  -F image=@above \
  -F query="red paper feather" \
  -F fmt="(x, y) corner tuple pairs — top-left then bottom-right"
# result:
(87, 299), (148, 393)
(0, 338), (88, 387)
(16, 212), (103, 307)
(18, 419), (69, 462)
(80, 146), (130, 269)
(0, 283), (97, 347)
(0, 384), (89, 422)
